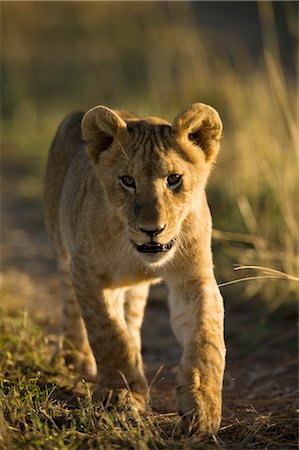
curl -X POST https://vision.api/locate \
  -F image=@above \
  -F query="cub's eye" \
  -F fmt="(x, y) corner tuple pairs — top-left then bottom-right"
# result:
(120, 175), (136, 191)
(167, 174), (182, 190)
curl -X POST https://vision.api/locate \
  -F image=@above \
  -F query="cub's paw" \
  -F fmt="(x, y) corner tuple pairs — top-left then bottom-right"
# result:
(93, 386), (149, 413)
(176, 388), (222, 436)
(65, 349), (97, 381)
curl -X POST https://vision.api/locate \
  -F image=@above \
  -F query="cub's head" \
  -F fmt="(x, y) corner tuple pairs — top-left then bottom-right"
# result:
(82, 103), (222, 266)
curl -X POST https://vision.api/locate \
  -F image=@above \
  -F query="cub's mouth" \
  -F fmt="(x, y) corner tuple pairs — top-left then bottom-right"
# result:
(131, 238), (176, 254)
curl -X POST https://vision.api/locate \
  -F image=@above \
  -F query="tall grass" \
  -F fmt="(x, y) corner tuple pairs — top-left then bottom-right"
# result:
(1, 1), (298, 304)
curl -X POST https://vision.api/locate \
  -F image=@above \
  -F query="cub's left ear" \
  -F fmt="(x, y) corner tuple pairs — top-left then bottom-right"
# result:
(172, 103), (223, 162)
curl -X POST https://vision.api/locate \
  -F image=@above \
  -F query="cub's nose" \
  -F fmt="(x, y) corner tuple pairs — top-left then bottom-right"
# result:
(139, 225), (166, 238)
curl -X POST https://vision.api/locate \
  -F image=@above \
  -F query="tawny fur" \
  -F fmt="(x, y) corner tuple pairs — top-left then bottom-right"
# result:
(44, 103), (226, 434)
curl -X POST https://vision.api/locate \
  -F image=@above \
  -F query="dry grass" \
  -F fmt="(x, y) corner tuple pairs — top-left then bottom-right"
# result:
(218, 265), (299, 287)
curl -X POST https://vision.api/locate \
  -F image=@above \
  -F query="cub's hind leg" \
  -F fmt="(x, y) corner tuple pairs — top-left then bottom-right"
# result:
(124, 283), (149, 353)
(58, 260), (97, 379)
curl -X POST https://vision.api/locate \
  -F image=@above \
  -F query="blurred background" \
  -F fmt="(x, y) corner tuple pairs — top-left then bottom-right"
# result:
(1, 1), (298, 315)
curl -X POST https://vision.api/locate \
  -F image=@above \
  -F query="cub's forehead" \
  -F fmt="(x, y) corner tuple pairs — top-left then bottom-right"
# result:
(126, 120), (172, 150)
(111, 117), (200, 175)
(123, 120), (186, 174)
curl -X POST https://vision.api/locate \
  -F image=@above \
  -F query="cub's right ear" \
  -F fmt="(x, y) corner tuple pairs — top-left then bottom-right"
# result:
(81, 106), (127, 162)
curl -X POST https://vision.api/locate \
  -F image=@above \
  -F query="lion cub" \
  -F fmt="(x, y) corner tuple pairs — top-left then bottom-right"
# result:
(44, 103), (225, 434)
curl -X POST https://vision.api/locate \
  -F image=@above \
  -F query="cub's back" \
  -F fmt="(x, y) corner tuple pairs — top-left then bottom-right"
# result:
(44, 111), (85, 249)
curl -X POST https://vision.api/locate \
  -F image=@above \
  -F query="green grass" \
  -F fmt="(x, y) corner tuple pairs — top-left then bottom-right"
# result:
(0, 310), (297, 449)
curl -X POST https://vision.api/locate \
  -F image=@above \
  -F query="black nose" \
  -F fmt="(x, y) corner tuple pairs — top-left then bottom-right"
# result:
(139, 225), (166, 238)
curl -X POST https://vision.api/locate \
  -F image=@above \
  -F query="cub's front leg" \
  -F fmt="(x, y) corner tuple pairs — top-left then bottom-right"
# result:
(70, 256), (149, 412)
(167, 273), (225, 434)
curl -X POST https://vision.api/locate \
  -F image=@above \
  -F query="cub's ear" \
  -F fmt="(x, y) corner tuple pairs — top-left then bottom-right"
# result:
(81, 106), (127, 162)
(172, 103), (223, 162)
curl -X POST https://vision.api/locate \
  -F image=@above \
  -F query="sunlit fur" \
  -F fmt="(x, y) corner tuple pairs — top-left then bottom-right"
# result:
(44, 103), (226, 434)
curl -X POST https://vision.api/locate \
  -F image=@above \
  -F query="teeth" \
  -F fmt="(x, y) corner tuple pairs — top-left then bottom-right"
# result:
(131, 237), (176, 254)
